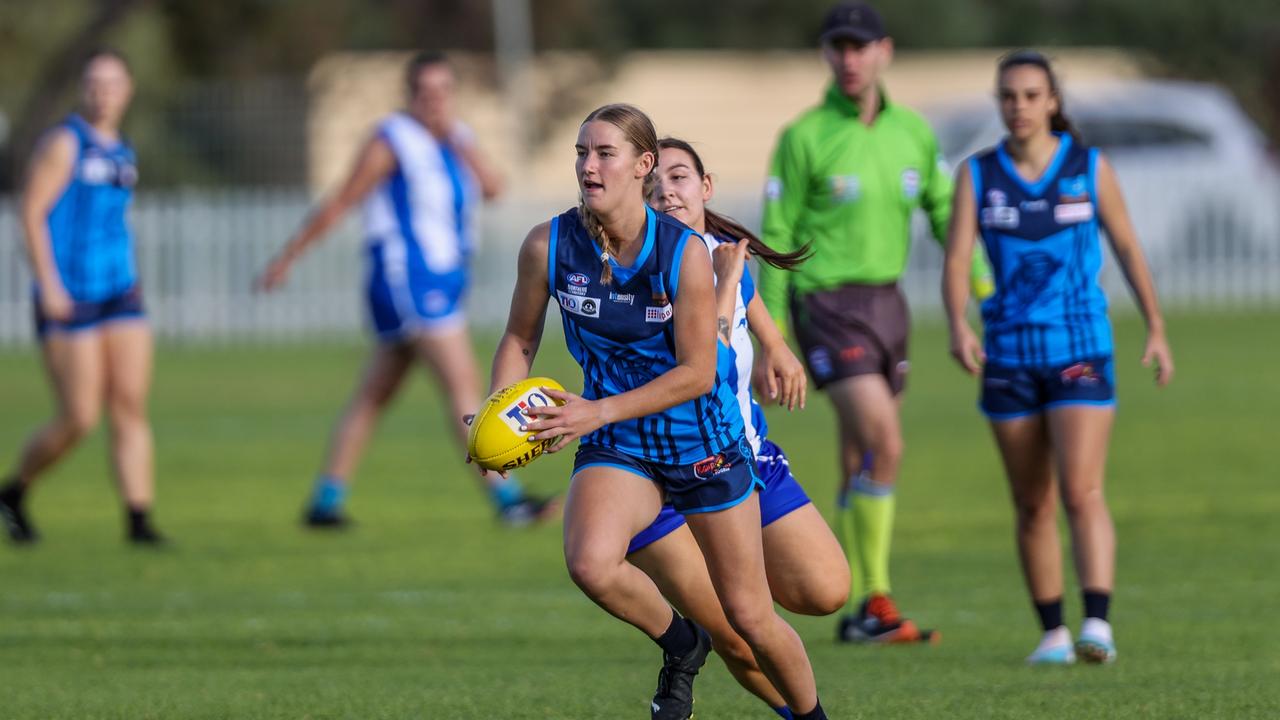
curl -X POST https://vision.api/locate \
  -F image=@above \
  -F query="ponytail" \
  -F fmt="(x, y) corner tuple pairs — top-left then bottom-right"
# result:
(657, 137), (811, 271)
(578, 199), (617, 285)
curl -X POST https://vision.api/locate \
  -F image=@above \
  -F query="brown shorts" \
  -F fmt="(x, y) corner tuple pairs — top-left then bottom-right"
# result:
(791, 283), (910, 394)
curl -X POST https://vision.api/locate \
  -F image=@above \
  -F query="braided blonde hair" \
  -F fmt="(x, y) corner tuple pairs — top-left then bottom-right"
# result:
(578, 104), (659, 285)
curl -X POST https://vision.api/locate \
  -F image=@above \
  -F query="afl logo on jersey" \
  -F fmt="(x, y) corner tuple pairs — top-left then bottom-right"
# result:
(567, 273), (590, 287)
(987, 189), (1008, 207)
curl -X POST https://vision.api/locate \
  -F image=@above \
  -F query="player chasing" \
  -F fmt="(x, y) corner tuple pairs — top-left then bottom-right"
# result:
(484, 104), (830, 720)
(1, 49), (164, 545)
(943, 50), (1174, 665)
(624, 137), (850, 719)
(759, 1), (992, 643)
(257, 51), (557, 528)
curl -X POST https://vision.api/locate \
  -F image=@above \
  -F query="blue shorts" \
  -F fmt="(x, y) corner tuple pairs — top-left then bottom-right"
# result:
(575, 436), (763, 518)
(981, 356), (1116, 420)
(365, 244), (467, 342)
(626, 439), (811, 555)
(34, 286), (145, 338)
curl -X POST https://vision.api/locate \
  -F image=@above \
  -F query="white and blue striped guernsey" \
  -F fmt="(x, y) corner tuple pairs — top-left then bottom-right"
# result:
(362, 113), (477, 277)
(700, 233), (768, 455)
(549, 206), (745, 466)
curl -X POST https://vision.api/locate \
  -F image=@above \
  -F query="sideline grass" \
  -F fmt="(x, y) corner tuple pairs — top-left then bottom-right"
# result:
(0, 313), (1277, 718)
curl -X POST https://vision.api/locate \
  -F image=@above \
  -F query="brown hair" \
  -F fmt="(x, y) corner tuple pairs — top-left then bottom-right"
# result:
(657, 138), (811, 271)
(578, 104), (659, 285)
(405, 50), (449, 97)
(997, 50), (1079, 141)
(83, 47), (132, 76)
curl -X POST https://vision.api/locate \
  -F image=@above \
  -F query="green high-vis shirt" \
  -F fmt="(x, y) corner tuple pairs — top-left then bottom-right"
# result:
(759, 83), (992, 333)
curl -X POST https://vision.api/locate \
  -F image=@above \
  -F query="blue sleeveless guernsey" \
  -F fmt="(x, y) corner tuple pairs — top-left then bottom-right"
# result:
(549, 206), (745, 465)
(969, 133), (1112, 368)
(45, 114), (138, 303)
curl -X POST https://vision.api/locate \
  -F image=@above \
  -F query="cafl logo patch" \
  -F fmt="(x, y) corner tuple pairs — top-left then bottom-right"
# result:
(901, 168), (921, 200)
(829, 174), (861, 202)
(557, 290), (600, 318)
(499, 390), (555, 433)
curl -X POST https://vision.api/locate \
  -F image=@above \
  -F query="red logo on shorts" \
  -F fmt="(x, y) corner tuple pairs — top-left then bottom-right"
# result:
(693, 453), (733, 480)
(839, 345), (866, 362)
(1060, 363), (1099, 384)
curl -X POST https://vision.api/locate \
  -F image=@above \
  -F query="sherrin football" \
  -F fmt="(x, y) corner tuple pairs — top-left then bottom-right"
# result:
(467, 377), (567, 472)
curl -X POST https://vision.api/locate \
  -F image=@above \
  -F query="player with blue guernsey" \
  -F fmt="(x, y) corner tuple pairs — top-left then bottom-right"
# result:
(943, 51), (1174, 666)
(1, 49), (164, 545)
(487, 105), (829, 720)
(625, 138), (849, 719)
(258, 51), (556, 528)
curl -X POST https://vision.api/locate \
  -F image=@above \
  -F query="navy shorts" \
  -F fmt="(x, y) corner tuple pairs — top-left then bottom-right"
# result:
(574, 436), (763, 517)
(625, 439), (812, 555)
(981, 356), (1116, 420)
(365, 244), (468, 342)
(34, 286), (145, 338)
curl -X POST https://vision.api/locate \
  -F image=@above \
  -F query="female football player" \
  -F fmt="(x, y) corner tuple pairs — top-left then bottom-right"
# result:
(943, 50), (1174, 665)
(258, 51), (555, 527)
(488, 105), (829, 720)
(627, 137), (849, 718)
(1, 49), (163, 545)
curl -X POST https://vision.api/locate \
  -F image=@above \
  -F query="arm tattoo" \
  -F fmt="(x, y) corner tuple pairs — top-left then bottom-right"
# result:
(718, 316), (731, 343)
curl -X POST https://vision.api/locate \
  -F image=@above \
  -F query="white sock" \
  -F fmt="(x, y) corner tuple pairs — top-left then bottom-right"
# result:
(1080, 617), (1113, 643)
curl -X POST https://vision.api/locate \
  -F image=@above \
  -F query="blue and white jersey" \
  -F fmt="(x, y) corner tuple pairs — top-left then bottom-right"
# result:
(549, 206), (745, 465)
(45, 114), (138, 303)
(969, 132), (1113, 367)
(361, 113), (477, 277)
(700, 233), (768, 454)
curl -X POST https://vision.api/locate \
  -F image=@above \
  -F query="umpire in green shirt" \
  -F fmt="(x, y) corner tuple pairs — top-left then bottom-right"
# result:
(759, 1), (991, 645)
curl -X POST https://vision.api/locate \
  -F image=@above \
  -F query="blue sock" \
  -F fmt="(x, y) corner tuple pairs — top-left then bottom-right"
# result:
(489, 475), (524, 509)
(310, 475), (347, 514)
(773, 706), (794, 719)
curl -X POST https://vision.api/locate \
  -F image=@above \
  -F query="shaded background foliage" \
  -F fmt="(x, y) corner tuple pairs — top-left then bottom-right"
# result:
(1, 0), (1276, 190)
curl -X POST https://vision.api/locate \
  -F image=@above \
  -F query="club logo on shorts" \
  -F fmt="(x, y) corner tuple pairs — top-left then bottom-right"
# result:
(840, 345), (866, 362)
(808, 347), (834, 380)
(557, 290), (600, 318)
(693, 453), (733, 480)
(1060, 363), (1099, 385)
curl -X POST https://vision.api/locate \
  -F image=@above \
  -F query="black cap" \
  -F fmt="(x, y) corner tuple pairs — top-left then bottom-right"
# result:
(819, 2), (887, 45)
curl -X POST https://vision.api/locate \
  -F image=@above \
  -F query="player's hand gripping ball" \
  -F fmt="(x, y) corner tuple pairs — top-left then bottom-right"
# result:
(467, 377), (566, 472)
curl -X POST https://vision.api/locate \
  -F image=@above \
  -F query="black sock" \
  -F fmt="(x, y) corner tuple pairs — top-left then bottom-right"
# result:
(1083, 589), (1110, 621)
(794, 699), (826, 720)
(654, 611), (697, 657)
(1034, 598), (1064, 632)
(127, 508), (151, 534)
(0, 477), (23, 503)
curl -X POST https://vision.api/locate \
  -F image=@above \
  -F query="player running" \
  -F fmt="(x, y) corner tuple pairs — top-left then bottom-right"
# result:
(1, 49), (164, 545)
(488, 104), (830, 720)
(257, 51), (556, 528)
(943, 50), (1174, 665)
(759, 1), (992, 643)
(628, 137), (849, 719)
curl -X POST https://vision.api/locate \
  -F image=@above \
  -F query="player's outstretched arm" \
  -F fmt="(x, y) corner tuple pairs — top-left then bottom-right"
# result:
(942, 162), (986, 376)
(1095, 153), (1173, 386)
(257, 136), (395, 291)
(527, 239), (720, 452)
(490, 222), (551, 394)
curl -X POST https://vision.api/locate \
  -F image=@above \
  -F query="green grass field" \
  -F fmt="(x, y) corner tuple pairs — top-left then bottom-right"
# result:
(1, 313), (1277, 719)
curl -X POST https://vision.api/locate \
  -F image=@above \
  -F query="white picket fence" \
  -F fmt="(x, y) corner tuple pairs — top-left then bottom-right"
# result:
(1, 179), (1278, 346)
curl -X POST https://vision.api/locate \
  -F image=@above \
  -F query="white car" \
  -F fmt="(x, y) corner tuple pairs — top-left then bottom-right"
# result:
(926, 80), (1280, 272)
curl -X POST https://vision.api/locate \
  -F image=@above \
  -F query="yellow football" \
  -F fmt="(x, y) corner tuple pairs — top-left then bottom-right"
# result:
(467, 377), (567, 472)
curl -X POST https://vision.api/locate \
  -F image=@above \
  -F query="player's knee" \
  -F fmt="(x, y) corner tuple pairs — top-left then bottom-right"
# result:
(792, 578), (850, 617)
(62, 405), (102, 440)
(710, 632), (758, 674)
(720, 598), (777, 646)
(1014, 494), (1055, 526)
(1061, 485), (1106, 519)
(563, 550), (617, 598)
(873, 434), (904, 472)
